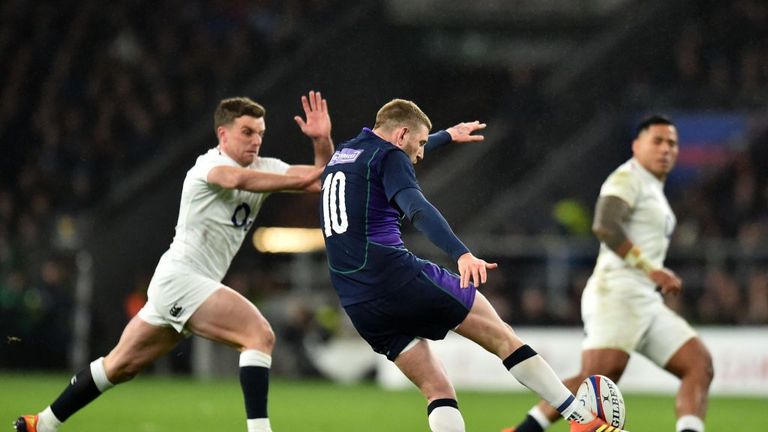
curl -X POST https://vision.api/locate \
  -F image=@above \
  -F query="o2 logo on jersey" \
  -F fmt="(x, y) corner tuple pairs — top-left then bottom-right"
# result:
(231, 203), (253, 231)
(322, 171), (348, 237)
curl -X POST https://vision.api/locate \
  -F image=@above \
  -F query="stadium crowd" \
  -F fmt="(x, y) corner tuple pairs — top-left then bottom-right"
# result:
(623, 0), (768, 110)
(1, 0), (766, 372)
(0, 0), (343, 368)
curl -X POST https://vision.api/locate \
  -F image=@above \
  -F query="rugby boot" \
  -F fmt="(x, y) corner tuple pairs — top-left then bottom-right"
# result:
(570, 417), (627, 432)
(13, 415), (38, 432)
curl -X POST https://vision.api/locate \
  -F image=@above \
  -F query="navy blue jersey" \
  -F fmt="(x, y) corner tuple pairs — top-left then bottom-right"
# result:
(321, 128), (427, 306)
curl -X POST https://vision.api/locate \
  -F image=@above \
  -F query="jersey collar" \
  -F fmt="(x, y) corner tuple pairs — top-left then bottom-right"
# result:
(630, 157), (664, 187)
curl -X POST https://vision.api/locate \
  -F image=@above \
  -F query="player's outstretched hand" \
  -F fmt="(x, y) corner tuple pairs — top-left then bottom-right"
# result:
(457, 252), (498, 288)
(446, 121), (486, 143)
(294, 90), (331, 141)
(650, 267), (682, 295)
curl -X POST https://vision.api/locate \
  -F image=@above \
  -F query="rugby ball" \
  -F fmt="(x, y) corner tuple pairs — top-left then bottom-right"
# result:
(576, 375), (626, 428)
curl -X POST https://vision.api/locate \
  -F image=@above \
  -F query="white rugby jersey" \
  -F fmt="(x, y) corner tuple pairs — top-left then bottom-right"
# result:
(592, 158), (676, 289)
(159, 148), (289, 281)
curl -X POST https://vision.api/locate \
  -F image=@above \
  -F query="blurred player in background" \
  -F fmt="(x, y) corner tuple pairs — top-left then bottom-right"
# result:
(320, 99), (627, 432)
(505, 115), (713, 432)
(15, 91), (333, 432)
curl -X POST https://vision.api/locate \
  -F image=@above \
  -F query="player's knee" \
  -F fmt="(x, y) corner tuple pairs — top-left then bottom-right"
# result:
(244, 318), (275, 351)
(684, 342), (714, 386)
(261, 324), (276, 350)
(696, 354), (714, 386)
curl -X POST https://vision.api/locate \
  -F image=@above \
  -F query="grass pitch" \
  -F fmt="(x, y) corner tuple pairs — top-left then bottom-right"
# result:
(2, 372), (766, 430)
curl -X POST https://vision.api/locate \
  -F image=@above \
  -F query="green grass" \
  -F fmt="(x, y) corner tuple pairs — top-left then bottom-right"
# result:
(2, 372), (766, 431)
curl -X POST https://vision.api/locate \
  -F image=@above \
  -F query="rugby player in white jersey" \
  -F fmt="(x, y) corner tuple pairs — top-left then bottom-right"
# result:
(504, 115), (713, 432)
(15, 91), (333, 432)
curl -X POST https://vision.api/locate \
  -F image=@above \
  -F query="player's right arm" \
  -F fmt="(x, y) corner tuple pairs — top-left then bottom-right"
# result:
(593, 195), (682, 294)
(207, 165), (322, 193)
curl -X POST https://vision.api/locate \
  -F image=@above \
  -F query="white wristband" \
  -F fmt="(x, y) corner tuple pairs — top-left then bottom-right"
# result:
(624, 246), (658, 275)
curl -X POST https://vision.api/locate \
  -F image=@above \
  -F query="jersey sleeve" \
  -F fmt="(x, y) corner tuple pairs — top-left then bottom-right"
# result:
(380, 149), (421, 202)
(424, 130), (451, 153)
(599, 168), (641, 208)
(193, 151), (238, 183)
(253, 157), (290, 175)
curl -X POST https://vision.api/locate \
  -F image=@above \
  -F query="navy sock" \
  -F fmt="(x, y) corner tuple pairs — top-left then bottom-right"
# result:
(515, 414), (546, 432)
(502, 344), (537, 370)
(50, 367), (102, 422)
(427, 398), (459, 415)
(240, 366), (270, 419)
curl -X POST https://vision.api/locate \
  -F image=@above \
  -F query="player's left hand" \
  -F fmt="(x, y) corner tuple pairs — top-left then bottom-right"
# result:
(446, 121), (486, 144)
(294, 90), (332, 140)
(650, 267), (682, 296)
(457, 252), (498, 288)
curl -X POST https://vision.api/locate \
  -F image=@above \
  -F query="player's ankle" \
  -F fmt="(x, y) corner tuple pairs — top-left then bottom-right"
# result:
(37, 407), (62, 432)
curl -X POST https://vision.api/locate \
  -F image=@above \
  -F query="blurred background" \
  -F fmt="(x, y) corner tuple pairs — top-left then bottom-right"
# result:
(0, 0), (766, 392)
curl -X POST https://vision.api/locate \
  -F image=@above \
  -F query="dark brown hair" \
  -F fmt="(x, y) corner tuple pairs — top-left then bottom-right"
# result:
(214, 97), (265, 132)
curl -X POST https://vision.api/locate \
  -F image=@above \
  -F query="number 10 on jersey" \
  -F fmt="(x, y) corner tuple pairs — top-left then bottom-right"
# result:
(322, 172), (348, 237)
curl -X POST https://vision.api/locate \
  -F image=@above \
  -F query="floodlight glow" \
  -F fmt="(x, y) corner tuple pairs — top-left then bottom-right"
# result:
(252, 227), (326, 253)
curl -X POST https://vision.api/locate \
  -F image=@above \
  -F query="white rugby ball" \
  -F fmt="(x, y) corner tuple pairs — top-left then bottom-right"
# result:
(576, 375), (626, 428)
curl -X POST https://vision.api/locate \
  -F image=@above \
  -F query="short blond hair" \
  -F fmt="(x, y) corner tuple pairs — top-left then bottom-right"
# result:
(373, 99), (432, 132)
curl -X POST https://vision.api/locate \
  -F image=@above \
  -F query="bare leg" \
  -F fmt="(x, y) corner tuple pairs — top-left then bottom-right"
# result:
(185, 286), (276, 432)
(395, 339), (464, 432)
(104, 316), (185, 383)
(395, 339), (457, 403)
(664, 337), (713, 420)
(455, 293), (597, 424)
(186, 286), (274, 352)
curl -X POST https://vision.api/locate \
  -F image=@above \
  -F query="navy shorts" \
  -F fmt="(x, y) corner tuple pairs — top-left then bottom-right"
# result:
(343, 262), (476, 361)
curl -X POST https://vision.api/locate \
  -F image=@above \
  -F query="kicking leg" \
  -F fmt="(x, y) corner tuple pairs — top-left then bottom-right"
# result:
(454, 292), (611, 430)
(394, 339), (464, 432)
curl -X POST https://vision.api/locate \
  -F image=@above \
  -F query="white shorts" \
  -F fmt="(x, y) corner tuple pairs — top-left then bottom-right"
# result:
(137, 262), (221, 334)
(581, 274), (697, 366)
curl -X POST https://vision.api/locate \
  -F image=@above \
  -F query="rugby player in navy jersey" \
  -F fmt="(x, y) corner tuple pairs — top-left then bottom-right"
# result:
(319, 99), (627, 432)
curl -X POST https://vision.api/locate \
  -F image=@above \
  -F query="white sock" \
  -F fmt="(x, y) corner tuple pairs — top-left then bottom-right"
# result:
(428, 406), (465, 432)
(677, 415), (704, 432)
(36, 407), (62, 432)
(90, 357), (115, 392)
(528, 406), (552, 429)
(240, 349), (272, 368)
(504, 346), (594, 424)
(246, 418), (272, 432)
